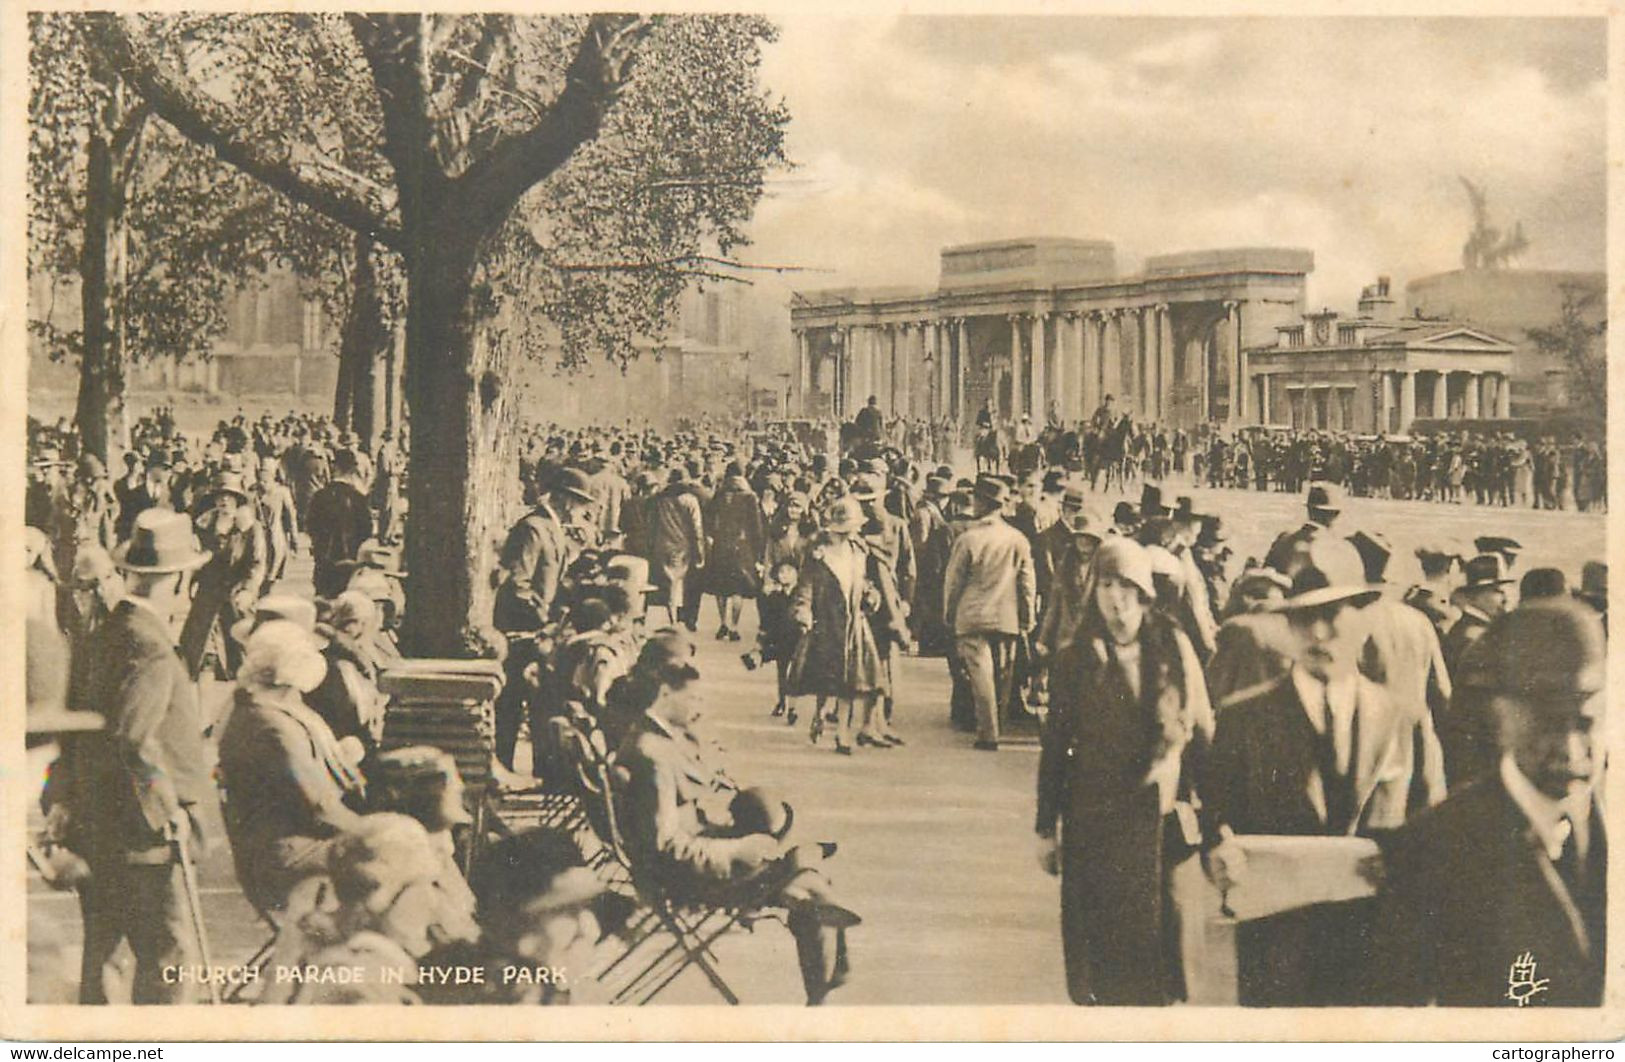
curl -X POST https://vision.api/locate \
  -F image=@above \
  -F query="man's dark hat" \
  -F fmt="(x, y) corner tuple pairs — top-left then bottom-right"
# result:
(973, 476), (1011, 507)
(1139, 484), (1168, 519)
(1196, 514), (1228, 548)
(1474, 536), (1522, 567)
(1112, 500), (1140, 526)
(552, 467), (596, 504)
(1462, 553), (1515, 590)
(1470, 598), (1605, 698)
(1518, 567), (1568, 602)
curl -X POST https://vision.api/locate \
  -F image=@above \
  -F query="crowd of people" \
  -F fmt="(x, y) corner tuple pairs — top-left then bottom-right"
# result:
(22, 390), (1611, 1009)
(830, 392), (1606, 512)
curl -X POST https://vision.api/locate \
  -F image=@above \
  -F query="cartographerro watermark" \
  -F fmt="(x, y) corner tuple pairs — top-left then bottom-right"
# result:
(1491, 1051), (1615, 1060)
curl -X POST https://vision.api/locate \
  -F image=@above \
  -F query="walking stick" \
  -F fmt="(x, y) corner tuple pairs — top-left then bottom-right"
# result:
(171, 829), (222, 1005)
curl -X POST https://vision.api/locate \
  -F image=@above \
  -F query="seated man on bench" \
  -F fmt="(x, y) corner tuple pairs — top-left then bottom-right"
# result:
(614, 629), (858, 1005)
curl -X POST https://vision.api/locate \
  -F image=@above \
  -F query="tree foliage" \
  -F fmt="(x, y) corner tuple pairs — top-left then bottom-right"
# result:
(88, 12), (788, 654)
(1527, 283), (1606, 420)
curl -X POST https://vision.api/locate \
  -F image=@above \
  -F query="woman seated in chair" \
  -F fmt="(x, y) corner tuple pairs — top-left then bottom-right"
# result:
(217, 620), (368, 915)
(613, 628), (858, 1006)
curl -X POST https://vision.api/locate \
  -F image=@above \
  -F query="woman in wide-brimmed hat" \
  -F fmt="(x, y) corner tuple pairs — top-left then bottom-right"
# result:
(178, 470), (268, 681)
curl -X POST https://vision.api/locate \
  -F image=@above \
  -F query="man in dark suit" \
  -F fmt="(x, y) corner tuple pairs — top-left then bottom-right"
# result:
(1201, 537), (1445, 1006)
(60, 509), (214, 1004)
(305, 447), (374, 598)
(1368, 598), (1605, 1006)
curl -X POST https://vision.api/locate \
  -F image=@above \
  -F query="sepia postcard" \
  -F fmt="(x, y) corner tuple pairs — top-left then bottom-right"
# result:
(1, 0), (1620, 1043)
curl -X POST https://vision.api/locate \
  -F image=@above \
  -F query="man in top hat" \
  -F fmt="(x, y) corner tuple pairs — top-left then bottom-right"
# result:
(1443, 553), (1515, 676)
(1201, 537), (1442, 1006)
(943, 476), (1037, 751)
(1368, 598), (1606, 1005)
(178, 470), (268, 681)
(1139, 484), (1170, 522)
(60, 509), (214, 1003)
(306, 448), (374, 599)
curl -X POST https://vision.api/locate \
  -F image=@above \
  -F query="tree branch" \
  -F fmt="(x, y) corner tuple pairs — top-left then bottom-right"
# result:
(92, 12), (403, 248)
(346, 13), (447, 206)
(455, 14), (657, 232)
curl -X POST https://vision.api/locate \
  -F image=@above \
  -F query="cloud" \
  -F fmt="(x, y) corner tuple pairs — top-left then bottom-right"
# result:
(741, 16), (1605, 366)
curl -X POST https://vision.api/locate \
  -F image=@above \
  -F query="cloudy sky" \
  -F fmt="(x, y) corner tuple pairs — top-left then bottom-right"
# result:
(737, 16), (1605, 357)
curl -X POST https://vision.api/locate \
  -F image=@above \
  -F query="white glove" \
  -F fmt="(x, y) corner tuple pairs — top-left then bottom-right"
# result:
(1205, 836), (1248, 893)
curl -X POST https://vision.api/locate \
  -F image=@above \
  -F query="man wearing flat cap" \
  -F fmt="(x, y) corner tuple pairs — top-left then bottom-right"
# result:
(1201, 537), (1442, 1006)
(1369, 598), (1606, 1006)
(61, 510), (214, 1003)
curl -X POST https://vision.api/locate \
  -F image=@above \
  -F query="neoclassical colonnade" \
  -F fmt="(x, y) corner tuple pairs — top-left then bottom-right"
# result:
(792, 298), (1255, 429)
(1253, 365), (1514, 433)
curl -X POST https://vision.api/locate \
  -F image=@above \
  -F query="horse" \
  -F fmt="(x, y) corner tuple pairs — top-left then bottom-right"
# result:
(974, 426), (1003, 475)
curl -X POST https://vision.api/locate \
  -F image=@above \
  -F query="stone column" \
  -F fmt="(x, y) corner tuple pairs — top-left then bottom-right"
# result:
(1464, 371), (1480, 419)
(1377, 371), (1392, 434)
(1258, 373), (1271, 425)
(1223, 300), (1243, 425)
(1152, 304), (1169, 422)
(1008, 315), (1025, 421)
(1103, 310), (1122, 405)
(1079, 313), (1098, 418)
(1029, 313), (1047, 423)
(793, 329), (808, 414)
(1496, 373), (1512, 418)
(1432, 371), (1449, 419)
(949, 318), (962, 422)
(1399, 370), (1416, 430)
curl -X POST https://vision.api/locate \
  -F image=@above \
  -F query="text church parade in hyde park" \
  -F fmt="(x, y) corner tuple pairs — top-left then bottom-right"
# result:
(21, 11), (1610, 1014)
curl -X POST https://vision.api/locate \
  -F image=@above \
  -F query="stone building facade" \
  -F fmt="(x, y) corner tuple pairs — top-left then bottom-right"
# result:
(790, 241), (1525, 436)
(789, 238), (1314, 430)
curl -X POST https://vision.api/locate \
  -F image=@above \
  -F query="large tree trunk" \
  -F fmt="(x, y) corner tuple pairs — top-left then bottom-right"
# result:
(398, 226), (517, 658)
(334, 233), (391, 450)
(74, 57), (135, 465)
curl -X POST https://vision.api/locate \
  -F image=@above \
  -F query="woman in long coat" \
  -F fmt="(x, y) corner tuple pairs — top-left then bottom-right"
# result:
(703, 466), (766, 641)
(1035, 537), (1213, 1005)
(786, 497), (907, 754)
